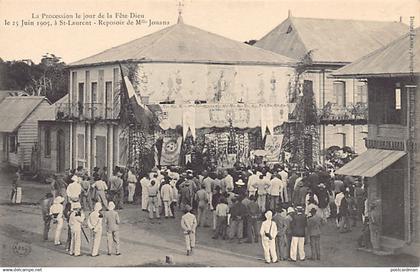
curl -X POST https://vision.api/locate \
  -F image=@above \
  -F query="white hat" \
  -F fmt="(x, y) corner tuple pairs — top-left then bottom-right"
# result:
(108, 201), (115, 211)
(235, 179), (245, 186)
(71, 202), (81, 210)
(71, 175), (79, 182)
(54, 196), (65, 204)
(287, 207), (295, 214)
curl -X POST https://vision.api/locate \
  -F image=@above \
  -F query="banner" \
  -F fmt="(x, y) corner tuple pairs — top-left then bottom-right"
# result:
(160, 136), (182, 166)
(265, 135), (284, 162)
(183, 107), (196, 139)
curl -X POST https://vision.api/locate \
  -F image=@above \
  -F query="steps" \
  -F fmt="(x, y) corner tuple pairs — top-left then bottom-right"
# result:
(380, 236), (406, 255)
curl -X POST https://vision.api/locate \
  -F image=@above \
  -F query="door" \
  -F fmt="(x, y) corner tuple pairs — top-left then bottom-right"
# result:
(95, 136), (107, 169)
(56, 129), (66, 172)
(380, 157), (405, 240)
(105, 81), (113, 119)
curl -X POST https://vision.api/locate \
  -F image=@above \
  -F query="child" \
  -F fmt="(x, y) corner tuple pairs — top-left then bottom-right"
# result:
(181, 205), (197, 256)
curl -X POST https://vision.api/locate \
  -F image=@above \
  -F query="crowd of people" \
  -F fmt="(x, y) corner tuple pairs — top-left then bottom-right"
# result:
(38, 162), (380, 262)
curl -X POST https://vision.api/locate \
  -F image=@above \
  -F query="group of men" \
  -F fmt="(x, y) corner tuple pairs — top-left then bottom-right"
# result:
(41, 167), (122, 257)
(39, 162), (380, 262)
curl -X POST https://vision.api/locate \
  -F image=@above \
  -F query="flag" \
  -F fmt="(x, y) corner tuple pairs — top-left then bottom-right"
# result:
(118, 63), (155, 129)
(160, 136), (182, 166)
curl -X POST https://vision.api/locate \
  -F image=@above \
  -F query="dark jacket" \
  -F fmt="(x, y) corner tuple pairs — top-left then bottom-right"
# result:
(290, 213), (307, 237)
(339, 197), (350, 216)
(307, 214), (325, 236)
(230, 202), (248, 220)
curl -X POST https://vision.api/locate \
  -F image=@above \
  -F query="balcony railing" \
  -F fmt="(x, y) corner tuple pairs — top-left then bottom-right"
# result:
(318, 102), (368, 124)
(55, 102), (119, 121)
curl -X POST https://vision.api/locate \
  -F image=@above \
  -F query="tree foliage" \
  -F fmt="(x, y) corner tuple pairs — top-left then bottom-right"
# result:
(0, 53), (68, 103)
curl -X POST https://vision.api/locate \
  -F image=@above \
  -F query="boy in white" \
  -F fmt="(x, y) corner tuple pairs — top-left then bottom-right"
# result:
(181, 205), (197, 256)
(49, 196), (65, 245)
(260, 210), (278, 264)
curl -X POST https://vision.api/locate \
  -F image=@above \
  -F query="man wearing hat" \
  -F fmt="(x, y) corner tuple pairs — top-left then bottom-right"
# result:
(269, 173), (282, 211)
(147, 179), (160, 219)
(181, 205), (197, 256)
(49, 196), (65, 245)
(87, 202), (103, 257)
(108, 170), (123, 210)
(69, 202), (85, 256)
(290, 206), (307, 262)
(104, 201), (121, 255)
(66, 175), (82, 203)
(260, 210), (278, 264)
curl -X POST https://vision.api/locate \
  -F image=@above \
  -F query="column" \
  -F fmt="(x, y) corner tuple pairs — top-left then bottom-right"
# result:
(86, 123), (91, 173)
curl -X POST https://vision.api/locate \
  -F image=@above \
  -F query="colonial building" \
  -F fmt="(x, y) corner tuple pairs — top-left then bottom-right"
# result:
(255, 15), (408, 161)
(334, 27), (419, 256)
(44, 15), (296, 175)
(0, 96), (54, 170)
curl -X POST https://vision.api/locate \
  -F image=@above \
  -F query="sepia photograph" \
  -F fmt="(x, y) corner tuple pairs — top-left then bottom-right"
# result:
(0, 0), (419, 270)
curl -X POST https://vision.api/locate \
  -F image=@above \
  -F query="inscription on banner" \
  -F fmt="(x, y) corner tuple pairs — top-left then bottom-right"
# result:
(209, 108), (250, 125)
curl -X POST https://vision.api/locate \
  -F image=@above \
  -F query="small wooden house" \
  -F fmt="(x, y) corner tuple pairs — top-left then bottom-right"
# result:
(0, 96), (55, 171)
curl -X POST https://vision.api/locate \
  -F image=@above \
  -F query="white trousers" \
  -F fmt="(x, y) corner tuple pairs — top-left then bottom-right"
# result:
(163, 201), (173, 217)
(128, 183), (136, 202)
(141, 189), (149, 210)
(184, 232), (196, 251)
(91, 229), (102, 256)
(262, 238), (277, 263)
(54, 218), (64, 245)
(290, 236), (305, 261)
(70, 228), (81, 256)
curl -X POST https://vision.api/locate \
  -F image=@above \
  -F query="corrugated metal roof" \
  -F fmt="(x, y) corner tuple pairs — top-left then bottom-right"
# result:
(69, 22), (295, 67)
(335, 149), (406, 177)
(255, 17), (408, 64)
(0, 96), (46, 132)
(333, 28), (420, 77)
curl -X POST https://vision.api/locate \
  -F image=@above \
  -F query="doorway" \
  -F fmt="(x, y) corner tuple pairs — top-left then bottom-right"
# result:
(96, 136), (107, 169)
(56, 129), (66, 172)
(379, 157), (406, 240)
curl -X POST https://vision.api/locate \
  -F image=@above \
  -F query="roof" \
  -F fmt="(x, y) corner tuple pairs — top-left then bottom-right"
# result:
(0, 90), (26, 103)
(333, 28), (420, 77)
(0, 96), (48, 133)
(54, 94), (69, 104)
(255, 16), (408, 64)
(335, 149), (406, 177)
(69, 21), (295, 67)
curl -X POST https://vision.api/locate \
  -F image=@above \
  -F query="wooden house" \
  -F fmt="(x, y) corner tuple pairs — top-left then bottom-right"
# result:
(334, 28), (420, 256)
(0, 96), (55, 171)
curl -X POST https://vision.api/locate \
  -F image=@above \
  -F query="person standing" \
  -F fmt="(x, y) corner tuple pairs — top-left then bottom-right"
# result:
(247, 170), (258, 197)
(202, 171), (214, 210)
(338, 192), (351, 233)
(272, 208), (289, 261)
(254, 174), (270, 213)
(140, 173), (150, 211)
(229, 197), (248, 243)
(289, 206), (307, 262)
(104, 201), (121, 255)
(49, 196), (65, 245)
(161, 180), (174, 218)
(181, 205), (197, 256)
(195, 184), (209, 227)
(87, 202), (103, 257)
(40, 193), (54, 241)
(92, 176), (108, 209)
(10, 167), (22, 203)
(260, 210), (278, 264)
(212, 197), (229, 240)
(127, 169), (138, 204)
(80, 176), (92, 211)
(169, 179), (178, 218)
(307, 208), (325, 260)
(147, 179), (160, 219)
(67, 176), (82, 203)
(369, 200), (381, 251)
(269, 173), (282, 211)
(245, 195), (260, 243)
(69, 202), (85, 256)
(334, 189), (345, 228)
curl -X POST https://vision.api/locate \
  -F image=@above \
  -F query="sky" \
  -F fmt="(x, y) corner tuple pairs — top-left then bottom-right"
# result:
(0, 0), (418, 64)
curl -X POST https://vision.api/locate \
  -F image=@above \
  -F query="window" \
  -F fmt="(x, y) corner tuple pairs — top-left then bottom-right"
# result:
(356, 83), (368, 103)
(333, 81), (346, 106)
(77, 134), (85, 160)
(78, 83), (84, 103)
(91, 82), (98, 103)
(44, 129), (51, 157)
(9, 135), (17, 153)
(395, 88), (401, 110)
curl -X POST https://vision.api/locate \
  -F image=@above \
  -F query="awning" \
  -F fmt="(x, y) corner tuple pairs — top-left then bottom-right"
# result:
(335, 149), (406, 177)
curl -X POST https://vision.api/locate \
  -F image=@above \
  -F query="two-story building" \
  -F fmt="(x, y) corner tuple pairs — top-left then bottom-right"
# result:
(333, 27), (419, 256)
(255, 15), (408, 162)
(38, 15), (296, 175)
